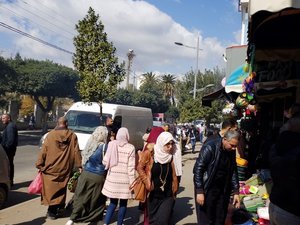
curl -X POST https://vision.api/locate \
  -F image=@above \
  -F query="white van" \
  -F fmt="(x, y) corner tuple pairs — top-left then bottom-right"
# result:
(58, 102), (153, 150)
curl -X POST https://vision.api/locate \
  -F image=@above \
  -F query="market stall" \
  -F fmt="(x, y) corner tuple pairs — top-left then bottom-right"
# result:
(229, 1), (300, 224)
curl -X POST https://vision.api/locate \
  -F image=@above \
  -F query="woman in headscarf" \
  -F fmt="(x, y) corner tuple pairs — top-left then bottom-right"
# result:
(102, 127), (136, 225)
(137, 131), (179, 225)
(137, 126), (165, 225)
(65, 126), (108, 225)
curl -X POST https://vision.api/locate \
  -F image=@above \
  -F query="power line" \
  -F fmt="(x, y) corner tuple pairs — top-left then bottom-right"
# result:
(11, 2), (75, 38)
(0, 22), (73, 55)
(0, 5), (73, 41)
(21, 0), (75, 32)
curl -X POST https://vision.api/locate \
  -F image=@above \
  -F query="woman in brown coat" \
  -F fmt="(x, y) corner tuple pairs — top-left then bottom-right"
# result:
(137, 131), (179, 225)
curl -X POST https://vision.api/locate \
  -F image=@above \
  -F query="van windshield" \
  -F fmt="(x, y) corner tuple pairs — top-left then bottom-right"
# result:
(65, 110), (112, 134)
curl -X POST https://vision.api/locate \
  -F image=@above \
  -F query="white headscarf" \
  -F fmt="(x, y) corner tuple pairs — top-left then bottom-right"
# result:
(154, 131), (182, 176)
(154, 132), (176, 164)
(82, 126), (108, 166)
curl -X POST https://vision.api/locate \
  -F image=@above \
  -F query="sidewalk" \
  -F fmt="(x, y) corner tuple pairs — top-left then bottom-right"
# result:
(0, 144), (201, 225)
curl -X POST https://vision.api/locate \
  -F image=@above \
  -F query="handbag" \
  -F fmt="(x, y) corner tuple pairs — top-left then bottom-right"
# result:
(129, 176), (146, 203)
(67, 171), (81, 193)
(28, 172), (42, 194)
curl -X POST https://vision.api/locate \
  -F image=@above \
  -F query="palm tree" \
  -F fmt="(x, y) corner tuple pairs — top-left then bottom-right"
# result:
(161, 74), (176, 105)
(140, 72), (159, 86)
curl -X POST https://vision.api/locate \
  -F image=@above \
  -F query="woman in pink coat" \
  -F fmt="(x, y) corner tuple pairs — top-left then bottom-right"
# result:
(102, 127), (136, 225)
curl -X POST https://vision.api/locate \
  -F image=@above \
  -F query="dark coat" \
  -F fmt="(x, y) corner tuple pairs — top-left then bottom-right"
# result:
(193, 137), (239, 195)
(269, 130), (300, 217)
(1, 121), (18, 155)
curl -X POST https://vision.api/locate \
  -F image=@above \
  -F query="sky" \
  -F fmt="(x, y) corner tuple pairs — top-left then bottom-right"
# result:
(0, 0), (243, 85)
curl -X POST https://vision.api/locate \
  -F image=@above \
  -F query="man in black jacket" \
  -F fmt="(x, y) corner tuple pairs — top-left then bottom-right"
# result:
(193, 130), (240, 225)
(1, 113), (18, 186)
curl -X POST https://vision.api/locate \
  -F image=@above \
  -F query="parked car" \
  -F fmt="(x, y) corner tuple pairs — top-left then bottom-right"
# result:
(0, 145), (10, 209)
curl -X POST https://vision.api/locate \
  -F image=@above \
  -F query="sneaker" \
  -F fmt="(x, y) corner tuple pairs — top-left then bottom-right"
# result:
(46, 212), (57, 220)
(65, 220), (74, 225)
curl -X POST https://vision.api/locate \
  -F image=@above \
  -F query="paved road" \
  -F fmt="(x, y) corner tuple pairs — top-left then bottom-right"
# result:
(0, 130), (200, 225)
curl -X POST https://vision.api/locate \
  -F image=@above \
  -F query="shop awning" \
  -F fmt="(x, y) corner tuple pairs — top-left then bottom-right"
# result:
(249, 0), (300, 17)
(202, 88), (237, 107)
(248, 2), (300, 62)
(225, 64), (249, 93)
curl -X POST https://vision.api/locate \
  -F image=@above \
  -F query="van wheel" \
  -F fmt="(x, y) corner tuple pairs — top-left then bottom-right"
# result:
(0, 186), (8, 209)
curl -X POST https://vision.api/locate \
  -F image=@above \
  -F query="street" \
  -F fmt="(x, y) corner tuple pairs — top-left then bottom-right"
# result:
(0, 130), (199, 225)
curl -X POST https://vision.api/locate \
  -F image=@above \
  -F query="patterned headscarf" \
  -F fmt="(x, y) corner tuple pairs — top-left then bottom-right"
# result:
(82, 126), (108, 166)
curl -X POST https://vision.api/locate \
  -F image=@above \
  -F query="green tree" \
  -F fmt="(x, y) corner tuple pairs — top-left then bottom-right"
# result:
(0, 56), (18, 98)
(140, 72), (159, 86)
(73, 7), (125, 115)
(161, 74), (176, 105)
(10, 56), (79, 130)
(175, 68), (225, 123)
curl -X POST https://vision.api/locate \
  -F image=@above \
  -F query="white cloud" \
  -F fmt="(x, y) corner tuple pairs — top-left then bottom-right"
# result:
(0, 0), (231, 79)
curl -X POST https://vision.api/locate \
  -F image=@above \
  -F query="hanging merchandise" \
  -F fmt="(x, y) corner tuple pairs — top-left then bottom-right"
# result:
(222, 102), (238, 117)
(236, 44), (258, 116)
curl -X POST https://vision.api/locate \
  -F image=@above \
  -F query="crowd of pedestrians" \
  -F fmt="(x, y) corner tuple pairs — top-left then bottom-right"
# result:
(1, 109), (299, 225)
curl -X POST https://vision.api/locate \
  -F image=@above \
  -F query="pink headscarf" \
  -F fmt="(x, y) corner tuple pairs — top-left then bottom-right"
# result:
(104, 127), (130, 169)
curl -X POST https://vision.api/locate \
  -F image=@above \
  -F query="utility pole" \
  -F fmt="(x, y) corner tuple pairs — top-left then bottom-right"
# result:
(126, 49), (135, 89)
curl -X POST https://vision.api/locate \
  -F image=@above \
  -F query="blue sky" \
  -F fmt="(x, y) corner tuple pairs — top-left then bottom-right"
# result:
(0, 0), (243, 85)
(147, 0), (241, 43)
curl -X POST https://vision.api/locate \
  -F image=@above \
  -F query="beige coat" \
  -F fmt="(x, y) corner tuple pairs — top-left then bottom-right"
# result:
(36, 128), (82, 206)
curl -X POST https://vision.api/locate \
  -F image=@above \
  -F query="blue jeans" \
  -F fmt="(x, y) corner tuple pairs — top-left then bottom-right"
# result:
(199, 132), (204, 143)
(104, 198), (128, 225)
(269, 202), (300, 225)
(190, 138), (196, 152)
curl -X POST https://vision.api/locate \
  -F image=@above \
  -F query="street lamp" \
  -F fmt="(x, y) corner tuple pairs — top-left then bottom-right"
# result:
(189, 83), (214, 94)
(175, 33), (202, 99)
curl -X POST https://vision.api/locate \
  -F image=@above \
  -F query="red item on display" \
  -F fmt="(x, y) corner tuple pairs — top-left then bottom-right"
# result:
(258, 218), (270, 225)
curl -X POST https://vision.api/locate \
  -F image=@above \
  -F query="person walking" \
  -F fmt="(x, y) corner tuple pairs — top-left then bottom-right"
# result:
(189, 125), (198, 153)
(28, 113), (36, 130)
(204, 118), (238, 143)
(102, 127), (136, 225)
(36, 117), (82, 220)
(193, 130), (240, 225)
(269, 104), (300, 225)
(1, 113), (18, 186)
(138, 126), (165, 225)
(65, 126), (108, 225)
(137, 132), (179, 225)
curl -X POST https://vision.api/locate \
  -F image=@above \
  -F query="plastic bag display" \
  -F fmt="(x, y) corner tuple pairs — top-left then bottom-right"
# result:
(28, 172), (42, 194)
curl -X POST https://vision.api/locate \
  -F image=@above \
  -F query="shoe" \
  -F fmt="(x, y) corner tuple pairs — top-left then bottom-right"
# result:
(65, 220), (74, 225)
(46, 212), (57, 220)
(56, 208), (65, 218)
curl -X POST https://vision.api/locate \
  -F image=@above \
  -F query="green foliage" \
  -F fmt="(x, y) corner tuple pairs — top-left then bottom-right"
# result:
(13, 58), (79, 99)
(100, 67), (225, 123)
(0, 57), (18, 95)
(73, 7), (125, 104)
(175, 68), (225, 123)
(161, 74), (176, 105)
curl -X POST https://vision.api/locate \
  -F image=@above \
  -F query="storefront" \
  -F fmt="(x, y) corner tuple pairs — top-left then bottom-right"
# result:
(229, 1), (300, 224)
